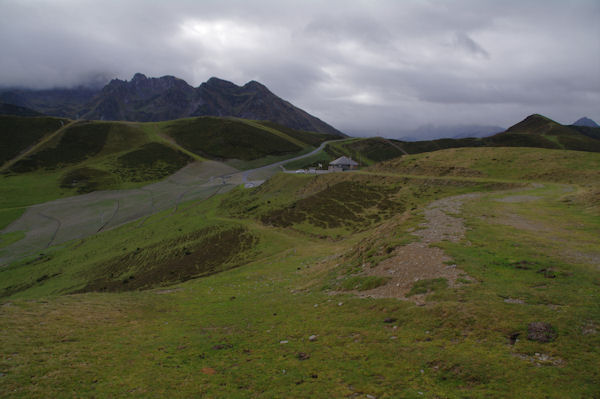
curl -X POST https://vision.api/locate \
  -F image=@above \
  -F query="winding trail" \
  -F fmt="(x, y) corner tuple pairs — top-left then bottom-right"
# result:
(0, 120), (77, 172)
(37, 212), (62, 249)
(358, 193), (481, 302)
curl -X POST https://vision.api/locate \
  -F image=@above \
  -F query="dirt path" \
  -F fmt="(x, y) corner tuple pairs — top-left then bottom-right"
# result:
(0, 120), (77, 172)
(357, 193), (480, 302)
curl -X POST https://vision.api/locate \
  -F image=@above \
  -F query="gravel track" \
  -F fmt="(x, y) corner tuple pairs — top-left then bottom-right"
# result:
(358, 193), (480, 302)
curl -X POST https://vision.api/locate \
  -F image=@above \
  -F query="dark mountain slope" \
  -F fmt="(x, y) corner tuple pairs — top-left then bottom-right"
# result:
(0, 103), (44, 117)
(80, 73), (203, 122)
(0, 74), (344, 135)
(193, 78), (343, 135)
(0, 87), (98, 118)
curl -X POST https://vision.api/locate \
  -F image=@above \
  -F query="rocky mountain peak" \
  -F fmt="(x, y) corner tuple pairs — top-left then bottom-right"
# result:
(204, 77), (239, 90)
(132, 73), (147, 82)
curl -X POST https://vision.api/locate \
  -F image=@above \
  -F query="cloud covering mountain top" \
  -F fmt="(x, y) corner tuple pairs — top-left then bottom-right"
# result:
(1, 0), (598, 138)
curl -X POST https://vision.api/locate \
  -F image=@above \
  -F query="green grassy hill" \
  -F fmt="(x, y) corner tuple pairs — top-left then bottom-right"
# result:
(0, 116), (334, 230)
(395, 114), (600, 155)
(1, 146), (598, 397)
(0, 116), (69, 165)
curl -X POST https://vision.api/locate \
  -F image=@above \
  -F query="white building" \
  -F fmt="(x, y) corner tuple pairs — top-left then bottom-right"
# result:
(328, 156), (359, 172)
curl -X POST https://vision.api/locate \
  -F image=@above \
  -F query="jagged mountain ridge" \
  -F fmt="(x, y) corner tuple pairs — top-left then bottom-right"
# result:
(0, 74), (344, 136)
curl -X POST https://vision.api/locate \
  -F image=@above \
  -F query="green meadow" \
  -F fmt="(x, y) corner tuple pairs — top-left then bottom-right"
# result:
(1, 144), (599, 397)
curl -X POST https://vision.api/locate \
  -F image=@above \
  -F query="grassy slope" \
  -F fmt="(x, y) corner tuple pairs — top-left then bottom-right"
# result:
(0, 116), (332, 230)
(0, 116), (70, 165)
(1, 147), (598, 397)
(284, 137), (406, 170)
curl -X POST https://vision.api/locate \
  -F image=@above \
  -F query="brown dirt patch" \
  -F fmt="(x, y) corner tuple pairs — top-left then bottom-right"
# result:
(495, 195), (540, 203)
(354, 193), (478, 301)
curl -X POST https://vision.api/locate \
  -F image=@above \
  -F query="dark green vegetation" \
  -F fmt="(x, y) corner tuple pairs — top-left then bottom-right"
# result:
(0, 102), (44, 117)
(75, 225), (258, 293)
(114, 142), (192, 183)
(9, 121), (116, 172)
(0, 116), (68, 165)
(259, 121), (341, 146)
(165, 117), (303, 160)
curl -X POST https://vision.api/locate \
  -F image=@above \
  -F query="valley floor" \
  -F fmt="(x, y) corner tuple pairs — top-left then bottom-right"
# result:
(1, 148), (599, 398)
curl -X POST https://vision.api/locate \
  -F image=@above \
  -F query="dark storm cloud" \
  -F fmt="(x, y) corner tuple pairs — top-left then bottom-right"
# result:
(0, 0), (598, 137)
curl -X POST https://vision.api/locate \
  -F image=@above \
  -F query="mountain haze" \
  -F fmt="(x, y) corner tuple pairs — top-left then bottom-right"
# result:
(573, 117), (599, 128)
(0, 74), (344, 136)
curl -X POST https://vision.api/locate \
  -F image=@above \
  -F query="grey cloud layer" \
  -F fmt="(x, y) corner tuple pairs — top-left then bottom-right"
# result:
(1, 0), (598, 136)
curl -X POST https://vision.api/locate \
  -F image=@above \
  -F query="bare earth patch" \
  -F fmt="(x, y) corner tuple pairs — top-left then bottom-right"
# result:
(357, 193), (479, 302)
(495, 195), (540, 203)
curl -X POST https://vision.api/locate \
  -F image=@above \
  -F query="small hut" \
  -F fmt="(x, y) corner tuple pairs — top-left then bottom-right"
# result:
(328, 156), (359, 172)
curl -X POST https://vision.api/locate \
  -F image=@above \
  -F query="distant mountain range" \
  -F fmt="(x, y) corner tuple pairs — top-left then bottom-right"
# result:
(397, 124), (505, 141)
(0, 74), (343, 136)
(392, 114), (600, 154)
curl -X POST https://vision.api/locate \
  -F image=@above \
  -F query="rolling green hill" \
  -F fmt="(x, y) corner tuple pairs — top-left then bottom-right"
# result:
(0, 145), (598, 397)
(395, 114), (600, 155)
(0, 116), (69, 165)
(0, 116), (338, 230)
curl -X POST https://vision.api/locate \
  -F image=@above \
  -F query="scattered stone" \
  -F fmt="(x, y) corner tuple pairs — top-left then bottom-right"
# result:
(390, 336), (398, 340)
(582, 321), (597, 335)
(527, 322), (557, 343)
(513, 261), (532, 270)
(383, 317), (397, 323)
(212, 343), (232, 350)
(314, 304), (318, 307)
(504, 298), (525, 304)
(366, 395), (376, 399)
(308, 335), (317, 342)
(509, 332), (520, 345)
(338, 302), (344, 306)
(279, 340), (289, 344)
(537, 268), (556, 278)
(296, 352), (310, 360)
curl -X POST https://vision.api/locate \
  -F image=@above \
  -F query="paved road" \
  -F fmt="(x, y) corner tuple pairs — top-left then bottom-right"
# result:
(240, 138), (343, 182)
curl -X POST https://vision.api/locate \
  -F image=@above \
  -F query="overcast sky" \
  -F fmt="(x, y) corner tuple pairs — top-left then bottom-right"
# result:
(1, 0), (599, 137)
